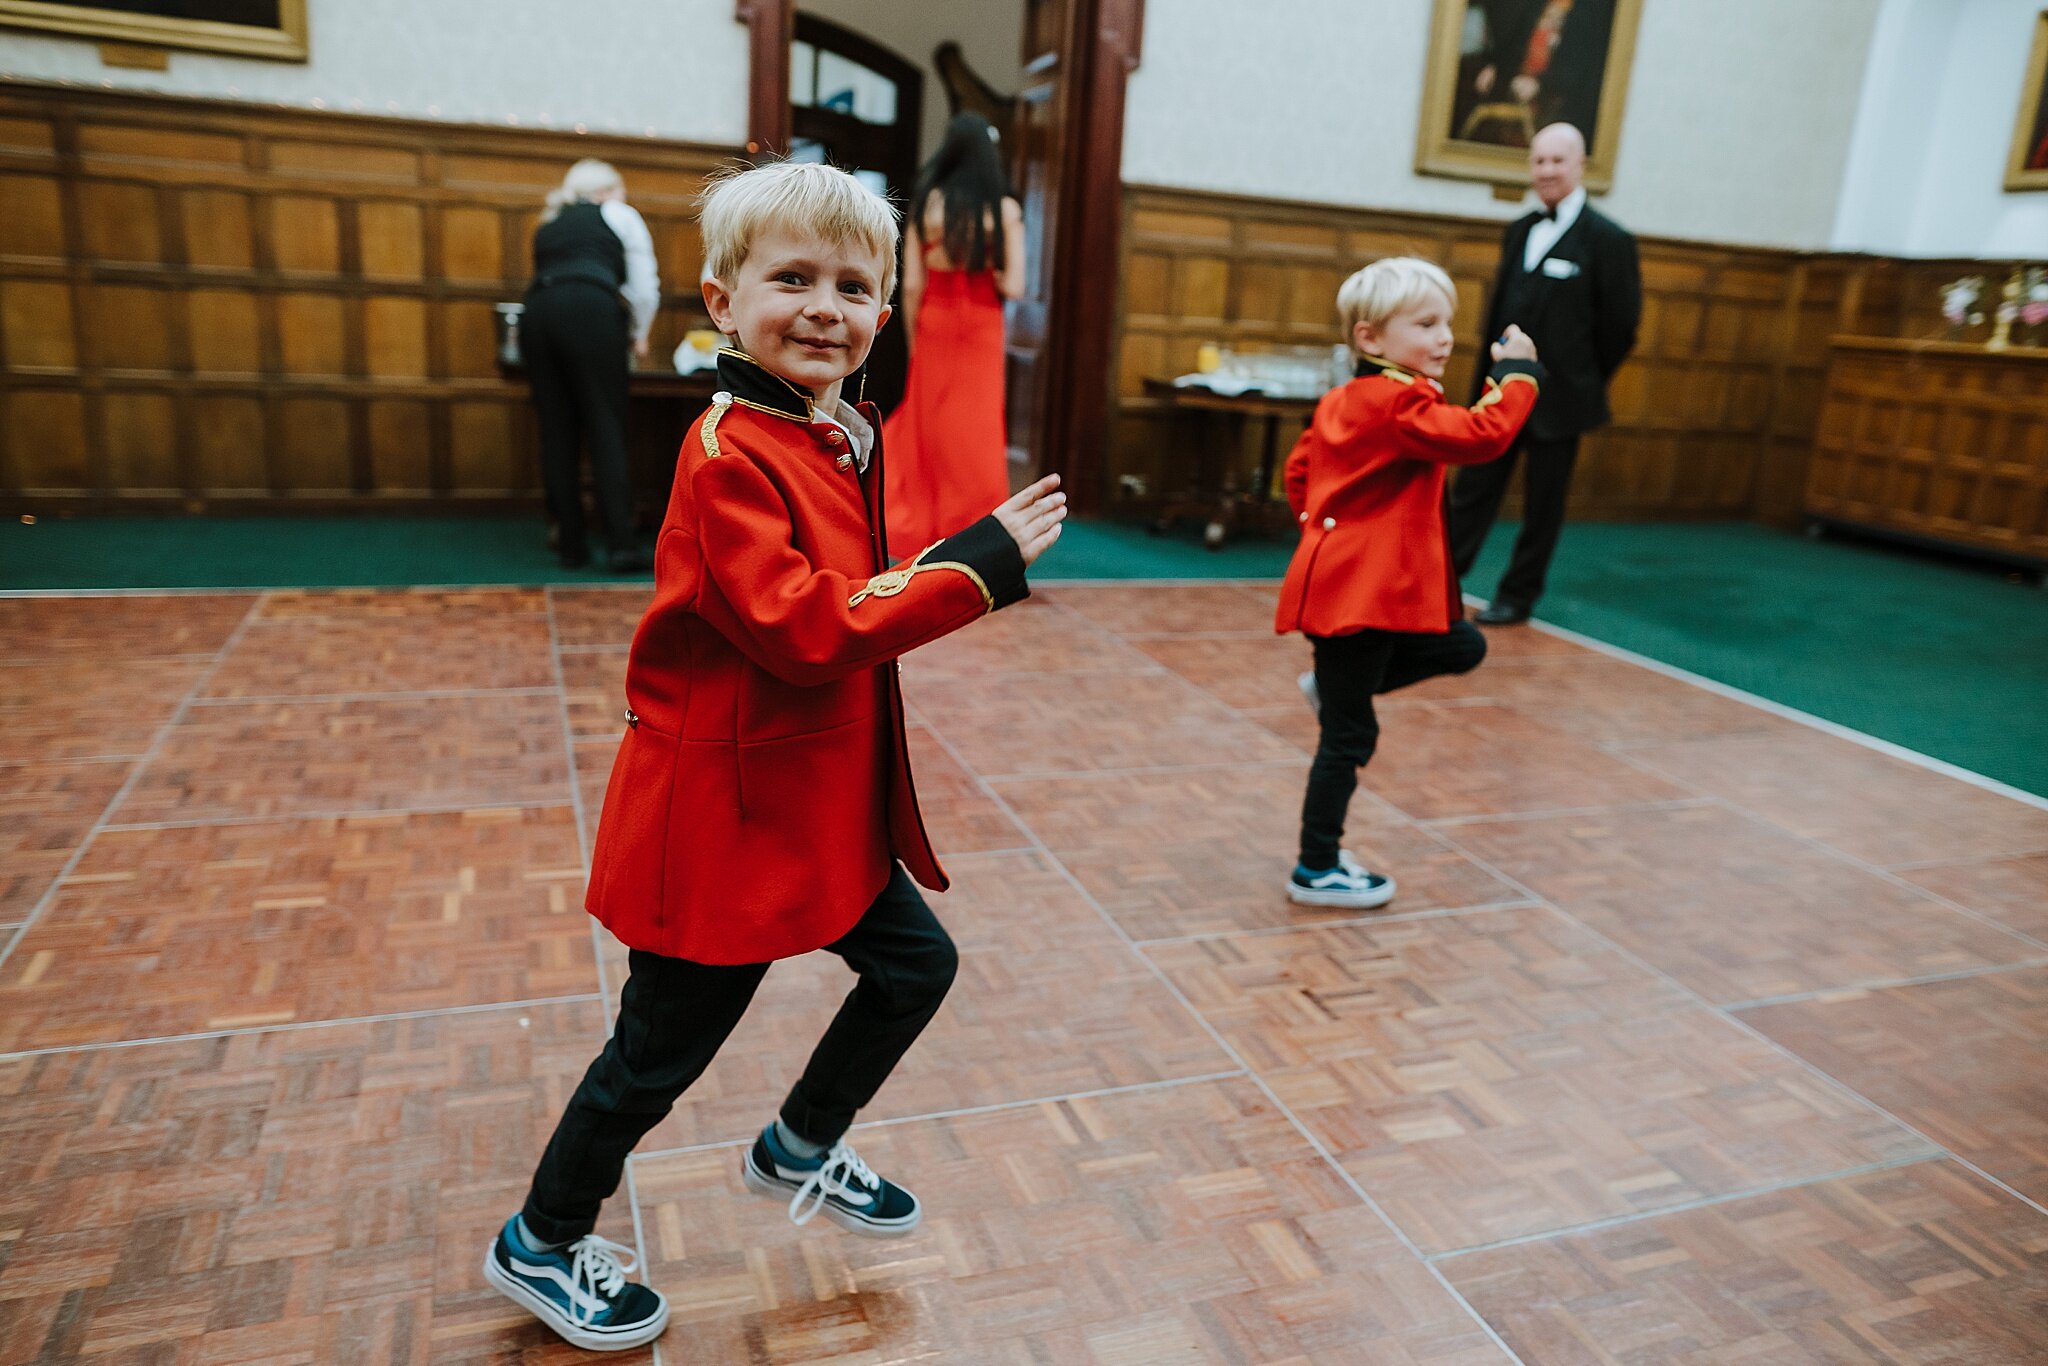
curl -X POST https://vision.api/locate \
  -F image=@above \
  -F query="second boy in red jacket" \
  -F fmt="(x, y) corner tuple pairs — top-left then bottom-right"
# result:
(1276, 256), (1542, 910)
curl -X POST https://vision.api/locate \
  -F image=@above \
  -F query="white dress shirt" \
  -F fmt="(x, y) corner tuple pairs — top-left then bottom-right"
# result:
(1522, 186), (1586, 272)
(598, 198), (661, 345)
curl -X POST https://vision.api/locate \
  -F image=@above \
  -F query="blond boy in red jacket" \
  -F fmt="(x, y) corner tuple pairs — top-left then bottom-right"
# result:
(1277, 257), (1542, 908)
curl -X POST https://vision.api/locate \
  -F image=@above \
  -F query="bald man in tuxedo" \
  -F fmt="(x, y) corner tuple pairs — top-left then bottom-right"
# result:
(1449, 122), (1640, 624)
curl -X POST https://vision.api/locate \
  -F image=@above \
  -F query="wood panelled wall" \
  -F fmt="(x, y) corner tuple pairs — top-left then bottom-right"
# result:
(1110, 185), (1930, 526)
(0, 83), (733, 512)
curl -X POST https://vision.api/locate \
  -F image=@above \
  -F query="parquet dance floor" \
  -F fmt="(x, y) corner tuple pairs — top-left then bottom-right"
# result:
(4, 583), (2047, 1363)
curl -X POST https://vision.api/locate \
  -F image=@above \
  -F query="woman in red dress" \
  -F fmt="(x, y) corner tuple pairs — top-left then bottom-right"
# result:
(884, 114), (1027, 555)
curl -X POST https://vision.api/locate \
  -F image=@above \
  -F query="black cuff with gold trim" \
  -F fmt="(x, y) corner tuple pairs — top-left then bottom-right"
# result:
(930, 515), (1030, 611)
(1488, 358), (1546, 388)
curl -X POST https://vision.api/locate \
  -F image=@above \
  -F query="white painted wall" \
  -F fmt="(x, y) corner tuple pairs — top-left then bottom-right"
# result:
(1835, 0), (2048, 258)
(1122, 0), (1885, 250)
(798, 0), (1026, 161)
(0, 0), (750, 145)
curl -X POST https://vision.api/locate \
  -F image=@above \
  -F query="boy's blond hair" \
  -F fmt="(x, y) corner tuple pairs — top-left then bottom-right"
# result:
(1337, 257), (1457, 351)
(699, 160), (901, 299)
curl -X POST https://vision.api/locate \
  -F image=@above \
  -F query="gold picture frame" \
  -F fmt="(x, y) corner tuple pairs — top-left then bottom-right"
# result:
(0, 0), (308, 62)
(2006, 9), (2048, 190)
(1414, 0), (1642, 193)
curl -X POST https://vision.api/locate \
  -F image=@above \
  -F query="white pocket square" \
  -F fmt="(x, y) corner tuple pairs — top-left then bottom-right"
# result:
(1541, 257), (1581, 279)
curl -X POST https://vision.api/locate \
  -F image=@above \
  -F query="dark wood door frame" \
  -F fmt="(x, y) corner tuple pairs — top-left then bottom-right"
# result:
(736, 0), (1142, 514)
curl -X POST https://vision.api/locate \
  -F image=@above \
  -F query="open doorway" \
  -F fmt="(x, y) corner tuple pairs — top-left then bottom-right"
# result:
(738, 0), (1142, 513)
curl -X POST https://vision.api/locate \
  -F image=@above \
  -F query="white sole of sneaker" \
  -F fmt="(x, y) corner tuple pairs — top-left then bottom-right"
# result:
(1287, 878), (1397, 909)
(481, 1248), (670, 1351)
(742, 1151), (922, 1238)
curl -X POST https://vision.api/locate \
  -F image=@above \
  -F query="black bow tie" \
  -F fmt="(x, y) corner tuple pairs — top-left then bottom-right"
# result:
(1537, 205), (1558, 222)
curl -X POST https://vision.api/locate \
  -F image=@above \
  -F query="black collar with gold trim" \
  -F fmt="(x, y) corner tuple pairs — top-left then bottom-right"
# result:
(1354, 354), (1414, 383)
(715, 347), (867, 421)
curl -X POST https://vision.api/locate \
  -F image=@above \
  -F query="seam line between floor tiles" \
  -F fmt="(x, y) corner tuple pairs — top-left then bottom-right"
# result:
(99, 798), (577, 833)
(546, 587), (658, 1364)
(186, 686), (562, 706)
(0, 992), (608, 1060)
(909, 716), (1531, 1365)
(1415, 818), (2048, 1225)
(0, 594), (270, 978)
(626, 1070), (1251, 1166)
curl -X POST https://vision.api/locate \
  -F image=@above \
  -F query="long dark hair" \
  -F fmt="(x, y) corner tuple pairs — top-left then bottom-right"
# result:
(910, 113), (1011, 273)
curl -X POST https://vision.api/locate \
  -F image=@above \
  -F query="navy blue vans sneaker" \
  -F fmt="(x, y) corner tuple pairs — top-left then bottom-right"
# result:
(742, 1126), (922, 1237)
(1288, 853), (1396, 909)
(482, 1217), (668, 1351)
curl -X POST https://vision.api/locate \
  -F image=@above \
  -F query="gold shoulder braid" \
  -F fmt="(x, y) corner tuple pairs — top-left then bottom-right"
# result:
(849, 542), (994, 611)
(700, 392), (734, 459)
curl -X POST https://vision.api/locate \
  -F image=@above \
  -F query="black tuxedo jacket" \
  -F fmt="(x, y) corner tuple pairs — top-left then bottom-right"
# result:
(1478, 201), (1641, 442)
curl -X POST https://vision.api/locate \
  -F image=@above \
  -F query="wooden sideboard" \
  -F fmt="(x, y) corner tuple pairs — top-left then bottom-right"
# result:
(1806, 337), (2048, 566)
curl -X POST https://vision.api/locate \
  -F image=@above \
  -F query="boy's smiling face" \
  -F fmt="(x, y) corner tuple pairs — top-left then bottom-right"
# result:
(704, 229), (891, 405)
(1353, 285), (1456, 381)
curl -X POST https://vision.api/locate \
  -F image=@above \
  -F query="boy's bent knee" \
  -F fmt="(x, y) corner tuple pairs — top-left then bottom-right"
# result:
(1450, 621), (1488, 673)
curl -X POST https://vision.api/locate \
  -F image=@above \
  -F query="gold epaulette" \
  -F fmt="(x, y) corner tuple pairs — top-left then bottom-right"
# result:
(699, 392), (734, 458)
(849, 541), (993, 611)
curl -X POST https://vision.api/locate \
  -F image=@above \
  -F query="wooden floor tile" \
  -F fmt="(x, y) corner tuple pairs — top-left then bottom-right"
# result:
(575, 736), (617, 829)
(1449, 804), (2039, 1004)
(1129, 633), (1317, 711)
(560, 646), (630, 739)
(114, 694), (569, 823)
(626, 852), (1235, 1152)
(0, 593), (251, 662)
(1450, 618), (1590, 658)
(549, 585), (653, 647)
(204, 615), (557, 696)
(0, 657), (207, 762)
(903, 595), (1158, 682)
(996, 766), (1522, 940)
(632, 1077), (1510, 1363)
(0, 758), (130, 922)
(1897, 853), (2048, 942)
(256, 587), (549, 620)
(1745, 969), (2048, 1206)
(906, 724), (1031, 854)
(1148, 907), (1931, 1253)
(0, 807), (593, 1050)
(1627, 730), (2048, 867)
(1358, 702), (1689, 820)
(1045, 583), (1280, 636)
(0, 1001), (639, 1364)
(1408, 655), (1794, 747)
(913, 671), (1300, 778)
(1444, 1160), (2048, 1365)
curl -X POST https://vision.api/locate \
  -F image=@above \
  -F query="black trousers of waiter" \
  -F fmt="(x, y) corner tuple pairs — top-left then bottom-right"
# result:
(521, 279), (634, 563)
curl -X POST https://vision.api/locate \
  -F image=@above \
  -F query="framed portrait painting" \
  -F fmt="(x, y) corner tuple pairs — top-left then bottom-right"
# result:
(2007, 9), (2048, 190)
(1415, 0), (1642, 192)
(0, 0), (308, 61)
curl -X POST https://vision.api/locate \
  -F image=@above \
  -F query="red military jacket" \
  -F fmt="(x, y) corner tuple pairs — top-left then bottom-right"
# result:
(1275, 354), (1542, 636)
(586, 349), (1028, 964)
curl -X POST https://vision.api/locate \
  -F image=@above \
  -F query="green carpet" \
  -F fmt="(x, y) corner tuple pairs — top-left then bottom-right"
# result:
(6, 513), (2045, 797)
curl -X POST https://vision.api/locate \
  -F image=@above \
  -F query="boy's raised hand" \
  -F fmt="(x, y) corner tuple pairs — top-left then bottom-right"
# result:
(1491, 324), (1538, 363)
(993, 474), (1066, 566)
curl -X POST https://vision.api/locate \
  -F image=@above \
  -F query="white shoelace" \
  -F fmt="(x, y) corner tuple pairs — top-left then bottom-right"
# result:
(787, 1140), (878, 1226)
(565, 1235), (638, 1325)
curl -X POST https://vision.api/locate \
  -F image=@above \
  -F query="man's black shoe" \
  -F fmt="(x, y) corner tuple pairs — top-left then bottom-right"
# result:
(605, 547), (652, 575)
(1474, 600), (1530, 625)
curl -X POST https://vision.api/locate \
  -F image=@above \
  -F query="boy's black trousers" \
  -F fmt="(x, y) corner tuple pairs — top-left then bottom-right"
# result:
(520, 866), (957, 1246)
(520, 280), (636, 561)
(1299, 621), (1488, 870)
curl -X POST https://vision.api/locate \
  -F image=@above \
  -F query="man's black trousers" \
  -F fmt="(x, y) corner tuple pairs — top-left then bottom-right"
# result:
(1447, 433), (1581, 611)
(521, 280), (636, 560)
(1299, 622), (1487, 870)
(520, 866), (957, 1246)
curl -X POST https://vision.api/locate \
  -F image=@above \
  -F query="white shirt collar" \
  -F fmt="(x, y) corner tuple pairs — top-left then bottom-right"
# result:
(1524, 186), (1587, 270)
(813, 397), (874, 474)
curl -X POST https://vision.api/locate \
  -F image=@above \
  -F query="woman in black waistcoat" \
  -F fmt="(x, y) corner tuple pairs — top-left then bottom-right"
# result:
(524, 158), (661, 572)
